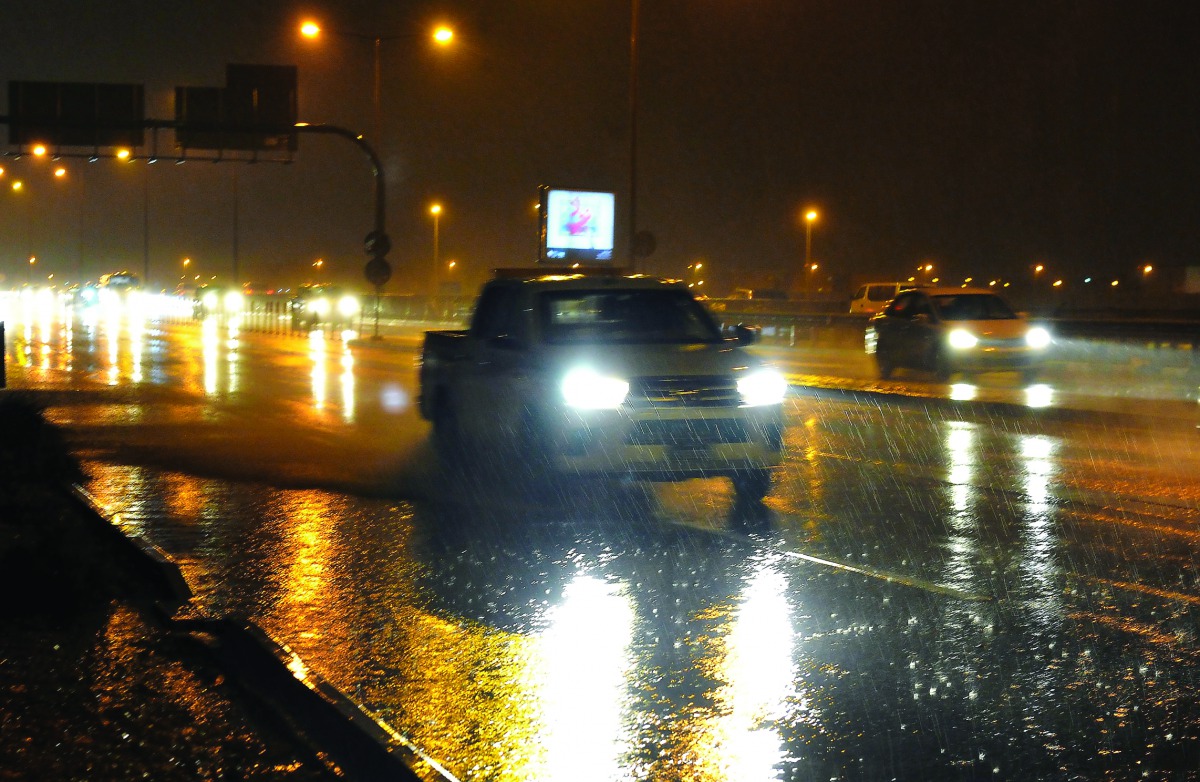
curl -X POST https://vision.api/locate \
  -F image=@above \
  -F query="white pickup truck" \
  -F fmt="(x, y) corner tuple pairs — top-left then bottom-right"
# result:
(418, 269), (788, 501)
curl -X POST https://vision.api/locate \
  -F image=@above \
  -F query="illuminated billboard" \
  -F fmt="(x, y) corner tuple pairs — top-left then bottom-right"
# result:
(539, 186), (616, 264)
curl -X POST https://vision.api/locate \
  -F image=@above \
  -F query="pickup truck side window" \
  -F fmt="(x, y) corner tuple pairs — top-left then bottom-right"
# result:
(470, 285), (521, 340)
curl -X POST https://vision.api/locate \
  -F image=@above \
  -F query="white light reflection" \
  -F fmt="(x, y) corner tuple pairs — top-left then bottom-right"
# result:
(1024, 383), (1054, 408)
(225, 318), (240, 395)
(129, 315), (145, 384)
(1018, 434), (1062, 621)
(104, 307), (121, 386)
(711, 562), (796, 781)
(340, 345), (355, 423)
(946, 422), (976, 513)
(309, 330), (327, 408)
(949, 382), (977, 401)
(535, 575), (635, 781)
(380, 383), (410, 414)
(202, 317), (220, 395)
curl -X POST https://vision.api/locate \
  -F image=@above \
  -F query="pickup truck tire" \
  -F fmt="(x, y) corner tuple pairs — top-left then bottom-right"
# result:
(431, 392), (465, 463)
(731, 469), (772, 502)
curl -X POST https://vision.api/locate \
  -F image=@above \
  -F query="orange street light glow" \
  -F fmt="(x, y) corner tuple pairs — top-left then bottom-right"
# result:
(433, 26), (454, 44)
(32, 144), (47, 156)
(300, 21), (320, 37)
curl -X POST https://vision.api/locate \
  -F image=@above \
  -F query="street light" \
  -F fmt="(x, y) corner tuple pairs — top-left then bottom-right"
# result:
(429, 204), (442, 296)
(299, 20), (454, 148)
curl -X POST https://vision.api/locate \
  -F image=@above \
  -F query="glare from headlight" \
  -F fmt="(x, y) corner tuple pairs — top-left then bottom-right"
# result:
(310, 298), (331, 316)
(224, 291), (244, 312)
(202, 291), (219, 311)
(337, 295), (361, 317)
(562, 367), (629, 409)
(947, 328), (979, 350)
(738, 368), (788, 406)
(1026, 326), (1051, 349)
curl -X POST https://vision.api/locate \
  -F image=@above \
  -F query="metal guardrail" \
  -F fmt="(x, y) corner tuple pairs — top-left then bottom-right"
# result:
(219, 293), (1199, 355)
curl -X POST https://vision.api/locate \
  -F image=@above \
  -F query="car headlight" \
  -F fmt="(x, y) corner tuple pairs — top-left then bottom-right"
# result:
(737, 368), (788, 407)
(224, 291), (244, 312)
(562, 367), (629, 409)
(337, 295), (361, 318)
(1025, 326), (1051, 349)
(310, 298), (331, 316)
(202, 291), (219, 311)
(947, 328), (978, 350)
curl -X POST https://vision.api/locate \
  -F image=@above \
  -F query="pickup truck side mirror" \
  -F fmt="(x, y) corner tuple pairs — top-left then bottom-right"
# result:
(734, 324), (760, 346)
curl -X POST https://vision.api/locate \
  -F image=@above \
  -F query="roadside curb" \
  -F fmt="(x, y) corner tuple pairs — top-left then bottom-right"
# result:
(68, 486), (444, 782)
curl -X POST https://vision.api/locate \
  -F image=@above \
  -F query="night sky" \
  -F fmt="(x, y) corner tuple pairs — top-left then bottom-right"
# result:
(2, 0), (1198, 298)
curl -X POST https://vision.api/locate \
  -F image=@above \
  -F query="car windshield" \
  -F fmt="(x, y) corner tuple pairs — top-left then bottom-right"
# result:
(930, 293), (1017, 321)
(539, 289), (724, 344)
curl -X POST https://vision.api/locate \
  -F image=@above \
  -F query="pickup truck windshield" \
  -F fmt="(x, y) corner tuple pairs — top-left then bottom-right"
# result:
(539, 289), (724, 344)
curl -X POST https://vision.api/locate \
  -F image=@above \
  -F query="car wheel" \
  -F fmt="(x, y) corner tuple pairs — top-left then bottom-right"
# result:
(931, 348), (952, 382)
(875, 351), (894, 380)
(731, 469), (772, 503)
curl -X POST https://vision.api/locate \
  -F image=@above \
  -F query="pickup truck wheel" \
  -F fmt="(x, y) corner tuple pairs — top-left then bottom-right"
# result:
(731, 469), (772, 502)
(432, 394), (465, 462)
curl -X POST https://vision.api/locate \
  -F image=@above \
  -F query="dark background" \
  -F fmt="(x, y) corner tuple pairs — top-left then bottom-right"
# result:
(2, 0), (1198, 299)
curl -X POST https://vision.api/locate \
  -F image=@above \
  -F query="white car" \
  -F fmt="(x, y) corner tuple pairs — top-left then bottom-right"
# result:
(865, 287), (1051, 382)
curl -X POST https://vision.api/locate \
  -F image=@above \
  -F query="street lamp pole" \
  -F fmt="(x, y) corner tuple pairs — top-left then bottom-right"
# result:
(300, 21), (453, 150)
(803, 210), (818, 296)
(804, 210), (817, 267)
(628, 0), (641, 270)
(430, 204), (442, 297)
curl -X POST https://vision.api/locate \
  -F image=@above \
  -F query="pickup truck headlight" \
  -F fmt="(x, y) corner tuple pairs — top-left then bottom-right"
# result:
(1025, 326), (1051, 349)
(202, 291), (219, 311)
(738, 368), (787, 407)
(947, 328), (978, 350)
(338, 295), (361, 318)
(562, 367), (629, 409)
(224, 291), (244, 312)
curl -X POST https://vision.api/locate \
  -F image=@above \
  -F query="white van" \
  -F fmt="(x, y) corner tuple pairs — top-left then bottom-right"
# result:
(849, 282), (926, 314)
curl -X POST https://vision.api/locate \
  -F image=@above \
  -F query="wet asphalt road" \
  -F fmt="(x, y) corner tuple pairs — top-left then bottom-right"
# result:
(5, 297), (1200, 780)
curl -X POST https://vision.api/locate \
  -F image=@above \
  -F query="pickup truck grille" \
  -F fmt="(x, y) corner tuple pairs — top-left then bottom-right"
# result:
(625, 418), (749, 446)
(627, 376), (740, 409)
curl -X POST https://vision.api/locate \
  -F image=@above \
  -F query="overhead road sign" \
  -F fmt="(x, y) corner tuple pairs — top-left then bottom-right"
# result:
(7, 81), (144, 148)
(175, 64), (297, 153)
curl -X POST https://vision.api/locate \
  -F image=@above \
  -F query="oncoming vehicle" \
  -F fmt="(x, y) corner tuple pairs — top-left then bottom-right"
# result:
(193, 284), (245, 318)
(419, 269), (788, 501)
(289, 284), (361, 330)
(865, 287), (1051, 382)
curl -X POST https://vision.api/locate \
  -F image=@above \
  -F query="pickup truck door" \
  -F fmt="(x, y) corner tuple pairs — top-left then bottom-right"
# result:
(457, 336), (536, 443)
(453, 284), (535, 442)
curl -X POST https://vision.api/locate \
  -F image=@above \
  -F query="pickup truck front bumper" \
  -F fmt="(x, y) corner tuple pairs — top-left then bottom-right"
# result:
(541, 404), (785, 481)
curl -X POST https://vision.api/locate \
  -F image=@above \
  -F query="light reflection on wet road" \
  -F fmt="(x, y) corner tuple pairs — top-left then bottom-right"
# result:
(6, 297), (1200, 779)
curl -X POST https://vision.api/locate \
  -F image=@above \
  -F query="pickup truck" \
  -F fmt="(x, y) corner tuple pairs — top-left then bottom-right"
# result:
(418, 269), (788, 501)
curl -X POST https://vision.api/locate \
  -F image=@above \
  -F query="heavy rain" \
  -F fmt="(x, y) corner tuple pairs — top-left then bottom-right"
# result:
(4, 289), (1199, 780)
